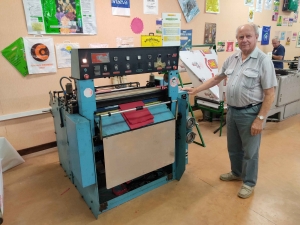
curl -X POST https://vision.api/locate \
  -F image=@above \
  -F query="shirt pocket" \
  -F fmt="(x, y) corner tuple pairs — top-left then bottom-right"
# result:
(224, 68), (234, 76)
(242, 68), (259, 89)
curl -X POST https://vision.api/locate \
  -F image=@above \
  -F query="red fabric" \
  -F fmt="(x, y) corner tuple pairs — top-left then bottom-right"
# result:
(119, 101), (154, 129)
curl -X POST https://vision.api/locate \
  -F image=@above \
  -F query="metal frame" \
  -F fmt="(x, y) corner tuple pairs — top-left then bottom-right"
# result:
(179, 43), (226, 138)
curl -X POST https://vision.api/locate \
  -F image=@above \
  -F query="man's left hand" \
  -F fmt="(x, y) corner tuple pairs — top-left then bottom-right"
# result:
(251, 118), (263, 136)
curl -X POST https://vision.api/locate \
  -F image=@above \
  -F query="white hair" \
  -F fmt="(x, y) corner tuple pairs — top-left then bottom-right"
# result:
(236, 23), (259, 37)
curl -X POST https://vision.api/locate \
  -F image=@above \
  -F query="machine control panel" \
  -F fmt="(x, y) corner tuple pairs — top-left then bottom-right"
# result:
(71, 46), (179, 80)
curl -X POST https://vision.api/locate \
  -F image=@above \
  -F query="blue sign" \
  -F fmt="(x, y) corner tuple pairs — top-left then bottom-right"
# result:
(261, 26), (271, 45)
(111, 0), (130, 8)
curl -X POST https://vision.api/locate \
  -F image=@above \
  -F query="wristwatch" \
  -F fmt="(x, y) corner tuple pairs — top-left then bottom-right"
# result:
(257, 115), (264, 120)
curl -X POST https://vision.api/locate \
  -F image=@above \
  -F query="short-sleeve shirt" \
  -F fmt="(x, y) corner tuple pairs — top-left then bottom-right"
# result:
(219, 47), (277, 107)
(272, 44), (285, 69)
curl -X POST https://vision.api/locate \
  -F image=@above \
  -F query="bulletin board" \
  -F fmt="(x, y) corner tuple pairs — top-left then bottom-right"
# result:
(0, 0), (299, 150)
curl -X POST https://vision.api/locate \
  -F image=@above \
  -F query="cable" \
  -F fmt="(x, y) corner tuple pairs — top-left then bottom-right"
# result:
(59, 76), (72, 97)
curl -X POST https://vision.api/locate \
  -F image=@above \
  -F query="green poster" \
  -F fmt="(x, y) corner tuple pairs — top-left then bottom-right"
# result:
(22, 0), (96, 35)
(1, 38), (29, 77)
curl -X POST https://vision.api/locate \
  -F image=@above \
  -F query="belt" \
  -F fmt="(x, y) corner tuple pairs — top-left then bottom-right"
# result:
(228, 102), (262, 110)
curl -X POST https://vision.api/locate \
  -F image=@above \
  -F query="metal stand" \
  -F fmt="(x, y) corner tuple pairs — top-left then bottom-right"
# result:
(194, 100), (226, 136)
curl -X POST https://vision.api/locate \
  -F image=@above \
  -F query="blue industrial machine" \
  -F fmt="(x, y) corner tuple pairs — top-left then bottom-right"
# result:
(49, 47), (196, 218)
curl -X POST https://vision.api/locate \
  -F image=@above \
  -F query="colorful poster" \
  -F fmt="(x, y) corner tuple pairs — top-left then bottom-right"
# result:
(277, 16), (282, 26)
(1, 38), (28, 77)
(22, 0), (97, 35)
(162, 13), (181, 46)
(244, 0), (254, 6)
(248, 7), (255, 22)
(178, 0), (200, 23)
(255, 0), (263, 12)
(297, 32), (300, 47)
(143, 0), (158, 15)
(264, 0), (273, 10)
(282, 17), (289, 26)
(257, 27), (263, 42)
(112, 0), (130, 16)
(280, 31), (286, 41)
(292, 32), (297, 41)
(217, 41), (225, 52)
(204, 23), (216, 44)
(286, 31), (292, 45)
(23, 37), (57, 74)
(205, 0), (220, 13)
(55, 41), (80, 68)
(272, 12), (279, 21)
(273, 0), (280, 12)
(235, 42), (240, 51)
(156, 18), (162, 34)
(261, 26), (271, 45)
(294, 11), (299, 22)
(226, 41), (234, 52)
(180, 29), (192, 51)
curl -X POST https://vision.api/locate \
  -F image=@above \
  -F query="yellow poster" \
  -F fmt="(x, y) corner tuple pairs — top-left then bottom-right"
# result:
(141, 33), (162, 47)
(205, 0), (220, 13)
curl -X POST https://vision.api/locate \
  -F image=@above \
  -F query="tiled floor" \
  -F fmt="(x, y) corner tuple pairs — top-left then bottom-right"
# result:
(2, 114), (300, 225)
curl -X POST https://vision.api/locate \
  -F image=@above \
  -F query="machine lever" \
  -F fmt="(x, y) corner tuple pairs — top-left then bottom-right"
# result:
(136, 106), (144, 110)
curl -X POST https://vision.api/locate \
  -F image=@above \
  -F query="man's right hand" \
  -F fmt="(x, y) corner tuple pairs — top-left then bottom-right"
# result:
(181, 87), (197, 95)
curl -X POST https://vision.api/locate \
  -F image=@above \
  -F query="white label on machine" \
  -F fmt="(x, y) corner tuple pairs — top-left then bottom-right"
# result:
(170, 77), (178, 87)
(84, 88), (93, 98)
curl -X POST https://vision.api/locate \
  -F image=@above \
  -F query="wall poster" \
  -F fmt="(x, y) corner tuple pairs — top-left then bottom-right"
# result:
(261, 26), (271, 45)
(180, 29), (192, 50)
(205, 0), (220, 13)
(178, 0), (200, 23)
(22, 0), (97, 35)
(23, 37), (57, 74)
(162, 13), (181, 46)
(297, 32), (300, 48)
(204, 23), (216, 44)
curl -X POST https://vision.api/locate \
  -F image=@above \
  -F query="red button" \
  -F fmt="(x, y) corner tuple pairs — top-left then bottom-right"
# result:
(84, 74), (89, 79)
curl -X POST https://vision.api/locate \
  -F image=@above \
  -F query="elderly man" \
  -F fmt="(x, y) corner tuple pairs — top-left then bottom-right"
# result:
(272, 37), (285, 69)
(182, 23), (277, 198)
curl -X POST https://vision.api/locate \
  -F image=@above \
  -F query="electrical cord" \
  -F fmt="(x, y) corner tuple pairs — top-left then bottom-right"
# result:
(59, 76), (72, 97)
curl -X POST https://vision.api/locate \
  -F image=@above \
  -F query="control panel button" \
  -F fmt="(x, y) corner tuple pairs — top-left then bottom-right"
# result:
(126, 63), (130, 69)
(126, 56), (130, 60)
(114, 56), (118, 61)
(114, 64), (119, 71)
(94, 65), (101, 76)
(137, 55), (142, 60)
(104, 65), (108, 72)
